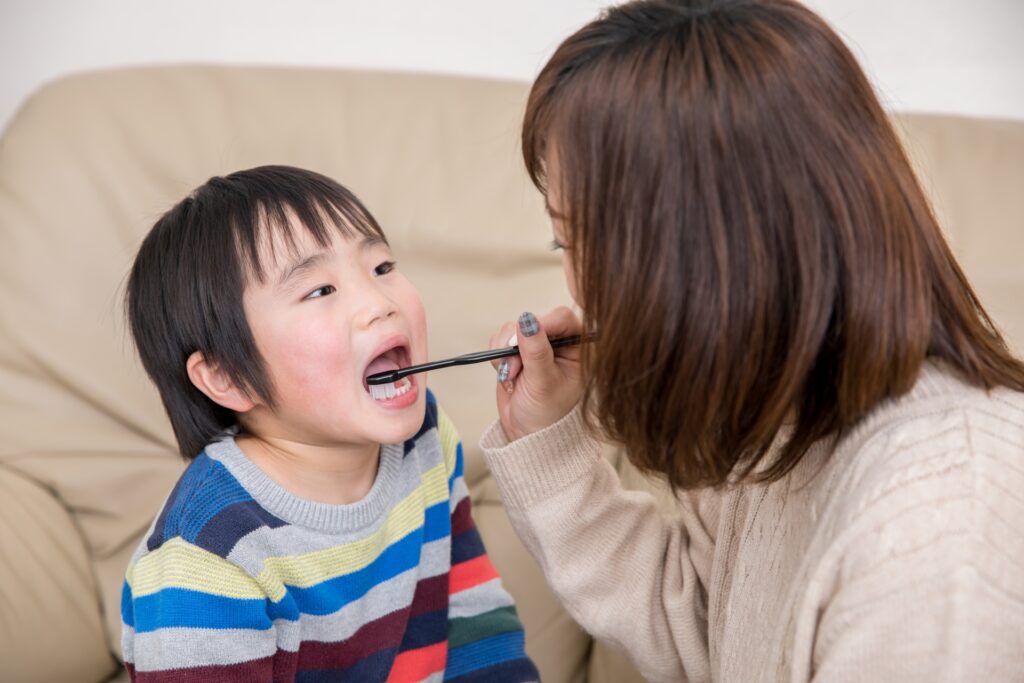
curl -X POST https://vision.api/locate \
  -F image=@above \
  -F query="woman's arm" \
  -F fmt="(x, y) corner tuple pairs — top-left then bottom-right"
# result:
(481, 406), (713, 683)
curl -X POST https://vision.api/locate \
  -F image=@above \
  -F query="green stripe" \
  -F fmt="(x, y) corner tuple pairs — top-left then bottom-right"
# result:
(448, 606), (523, 649)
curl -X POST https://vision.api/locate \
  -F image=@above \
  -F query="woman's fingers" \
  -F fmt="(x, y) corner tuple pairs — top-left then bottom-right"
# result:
(488, 322), (517, 370)
(488, 307), (585, 438)
(488, 322), (523, 387)
(537, 306), (584, 342)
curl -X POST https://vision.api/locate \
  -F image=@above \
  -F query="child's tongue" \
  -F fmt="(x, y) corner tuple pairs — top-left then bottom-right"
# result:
(364, 355), (401, 381)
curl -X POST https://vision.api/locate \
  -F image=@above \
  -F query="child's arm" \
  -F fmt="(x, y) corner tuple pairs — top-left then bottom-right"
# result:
(121, 537), (280, 682)
(437, 406), (541, 683)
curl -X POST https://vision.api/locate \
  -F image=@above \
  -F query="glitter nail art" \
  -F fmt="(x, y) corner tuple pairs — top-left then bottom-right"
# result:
(518, 312), (538, 337)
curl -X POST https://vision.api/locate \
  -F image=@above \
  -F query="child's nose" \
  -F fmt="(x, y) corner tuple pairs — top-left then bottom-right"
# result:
(355, 286), (399, 328)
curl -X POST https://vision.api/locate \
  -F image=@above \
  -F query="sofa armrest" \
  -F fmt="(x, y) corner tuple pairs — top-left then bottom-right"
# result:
(0, 464), (116, 683)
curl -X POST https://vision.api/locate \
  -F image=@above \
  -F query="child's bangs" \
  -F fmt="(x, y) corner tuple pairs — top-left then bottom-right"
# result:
(235, 193), (387, 287)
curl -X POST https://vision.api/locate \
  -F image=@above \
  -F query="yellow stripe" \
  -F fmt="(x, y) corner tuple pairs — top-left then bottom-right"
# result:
(255, 461), (449, 589)
(437, 405), (461, 477)
(128, 537), (265, 599)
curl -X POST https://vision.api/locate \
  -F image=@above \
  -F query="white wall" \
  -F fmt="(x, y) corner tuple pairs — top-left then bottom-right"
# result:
(2, 0), (1022, 135)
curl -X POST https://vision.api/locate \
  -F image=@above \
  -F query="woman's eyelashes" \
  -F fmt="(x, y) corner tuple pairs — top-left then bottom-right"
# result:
(549, 239), (567, 251)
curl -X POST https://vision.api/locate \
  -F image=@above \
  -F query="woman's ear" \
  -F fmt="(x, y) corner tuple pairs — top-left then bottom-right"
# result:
(186, 351), (257, 413)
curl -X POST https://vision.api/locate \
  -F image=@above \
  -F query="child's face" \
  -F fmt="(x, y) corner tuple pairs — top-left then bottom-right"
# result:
(242, 221), (428, 449)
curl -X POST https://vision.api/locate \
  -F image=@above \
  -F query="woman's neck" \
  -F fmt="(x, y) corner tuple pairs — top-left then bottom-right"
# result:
(235, 433), (381, 505)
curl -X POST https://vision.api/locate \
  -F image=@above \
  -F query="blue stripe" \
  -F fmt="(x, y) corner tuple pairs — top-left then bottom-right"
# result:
(121, 580), (134, 627)
(131, 588), (273, 632)
(156, 454), (256, 547)
(451, 526), (486, 565)
(296, 646), (397, 683)
(195, 499), (287, 557)
(448, 442), (464, 491)
(288, 500), (451, 616)
(397, 608), (448, 652)
(444, 631), (529, 680)
(445, 658), (540, 683)
(405, 390), (439, 454)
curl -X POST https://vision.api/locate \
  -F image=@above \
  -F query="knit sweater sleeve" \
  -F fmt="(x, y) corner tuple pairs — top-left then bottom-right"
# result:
(479, 405), (711, 683)
(121, 536), (279, 682)
(437, 405), (540, 682)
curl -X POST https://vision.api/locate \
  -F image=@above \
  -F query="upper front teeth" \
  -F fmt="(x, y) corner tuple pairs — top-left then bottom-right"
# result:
(370, 377), (412, 401)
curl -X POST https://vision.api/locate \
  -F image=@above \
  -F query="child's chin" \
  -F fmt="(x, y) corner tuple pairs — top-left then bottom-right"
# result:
(372, 396), (427, 442)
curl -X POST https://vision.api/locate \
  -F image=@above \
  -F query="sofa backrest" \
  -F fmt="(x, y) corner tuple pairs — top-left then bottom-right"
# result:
(0, 65), (1021, 668)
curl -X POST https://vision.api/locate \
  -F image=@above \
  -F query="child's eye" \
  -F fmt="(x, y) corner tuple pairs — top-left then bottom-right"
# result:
(304, 285), (336, 300)
(549, 239), (567, 251)
(374, 261), (396, 276)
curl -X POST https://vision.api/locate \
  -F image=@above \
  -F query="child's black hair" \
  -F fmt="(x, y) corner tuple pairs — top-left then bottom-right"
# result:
(126, 165), (387, 458)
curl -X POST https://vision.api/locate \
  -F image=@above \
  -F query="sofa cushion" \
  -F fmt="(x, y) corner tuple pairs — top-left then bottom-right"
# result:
(0, 465), (115, 682)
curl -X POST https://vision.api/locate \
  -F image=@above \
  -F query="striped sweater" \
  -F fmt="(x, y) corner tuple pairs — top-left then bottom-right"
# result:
(121, 391), (539, 682)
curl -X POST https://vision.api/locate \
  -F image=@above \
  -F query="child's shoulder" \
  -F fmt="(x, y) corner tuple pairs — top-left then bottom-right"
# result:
(403, 389), (463, 484)
(407, 388), (459, 451)
(140, 446), (284, 561)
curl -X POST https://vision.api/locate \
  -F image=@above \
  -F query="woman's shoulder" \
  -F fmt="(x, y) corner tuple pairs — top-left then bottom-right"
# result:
(818, 362), (1024, 578)
(848, 361), (1024, 476)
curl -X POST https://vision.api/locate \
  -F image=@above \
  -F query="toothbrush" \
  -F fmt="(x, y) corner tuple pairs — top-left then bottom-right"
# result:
(367, 333), (594, 400)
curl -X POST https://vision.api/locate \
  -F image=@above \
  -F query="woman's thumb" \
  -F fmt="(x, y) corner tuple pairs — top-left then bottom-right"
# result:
(515, 311), (554, 367)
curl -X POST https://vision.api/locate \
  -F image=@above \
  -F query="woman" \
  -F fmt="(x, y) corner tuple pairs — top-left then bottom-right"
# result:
(482, 1), (1024, 681)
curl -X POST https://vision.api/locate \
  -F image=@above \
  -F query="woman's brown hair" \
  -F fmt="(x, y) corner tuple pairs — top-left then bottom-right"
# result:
(523, 0), (1024, 489)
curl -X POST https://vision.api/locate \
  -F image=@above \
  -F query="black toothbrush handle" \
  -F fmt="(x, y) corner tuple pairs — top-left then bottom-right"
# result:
(366, 334), (593, 385)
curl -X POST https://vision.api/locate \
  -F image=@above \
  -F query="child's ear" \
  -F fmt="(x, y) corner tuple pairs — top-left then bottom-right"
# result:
(186, 351), (257, 413)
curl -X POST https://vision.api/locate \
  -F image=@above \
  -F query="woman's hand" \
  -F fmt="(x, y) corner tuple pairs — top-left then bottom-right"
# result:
(488, 307), (584, 442)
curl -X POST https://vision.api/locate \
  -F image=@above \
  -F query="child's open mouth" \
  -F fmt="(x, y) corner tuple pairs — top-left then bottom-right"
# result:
(363, 341), (414, 402)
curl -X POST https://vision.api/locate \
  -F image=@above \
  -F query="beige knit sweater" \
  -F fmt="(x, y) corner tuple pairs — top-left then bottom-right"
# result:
(480, 364), (1024, 682)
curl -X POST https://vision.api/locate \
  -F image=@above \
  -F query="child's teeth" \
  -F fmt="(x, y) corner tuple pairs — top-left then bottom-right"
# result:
(371, 377), (411, 401)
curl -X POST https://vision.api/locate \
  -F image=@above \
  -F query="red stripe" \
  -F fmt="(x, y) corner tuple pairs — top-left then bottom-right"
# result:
(298, 607), (409, 670)
(449, 554), (500, 595)
(410, 572), (449, 617)
(450, 496), (474, 536)
(385, 641), (448, 683)
(128, 656), (274, 682)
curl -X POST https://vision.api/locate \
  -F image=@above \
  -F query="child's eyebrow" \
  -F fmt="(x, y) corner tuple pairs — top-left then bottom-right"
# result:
(277, 252), (329, 288)
(275, 236), (387, 287)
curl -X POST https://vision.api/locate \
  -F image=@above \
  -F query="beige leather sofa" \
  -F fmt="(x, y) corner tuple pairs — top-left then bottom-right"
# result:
(0, 66), (1021, 683)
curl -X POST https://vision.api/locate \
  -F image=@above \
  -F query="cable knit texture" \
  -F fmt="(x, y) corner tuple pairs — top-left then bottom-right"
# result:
(480, 363), (1024, 682)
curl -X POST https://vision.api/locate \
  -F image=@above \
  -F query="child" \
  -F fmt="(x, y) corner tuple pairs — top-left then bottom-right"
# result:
(121, 165), (539, 682)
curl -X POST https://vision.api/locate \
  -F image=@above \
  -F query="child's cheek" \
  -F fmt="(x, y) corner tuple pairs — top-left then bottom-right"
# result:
(276, 319), (354, 397)
(405, 290), (429, 363)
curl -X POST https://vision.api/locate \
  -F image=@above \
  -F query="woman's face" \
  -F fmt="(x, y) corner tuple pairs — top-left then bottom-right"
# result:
(545, 159), (581, 308)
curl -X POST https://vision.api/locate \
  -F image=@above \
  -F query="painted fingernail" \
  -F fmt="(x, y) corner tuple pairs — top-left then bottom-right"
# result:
(518, 312), (538, 337)
(497, 360), (510, 383)
(502, 379), (515, 394)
